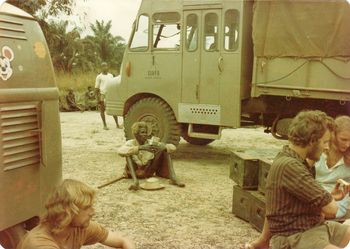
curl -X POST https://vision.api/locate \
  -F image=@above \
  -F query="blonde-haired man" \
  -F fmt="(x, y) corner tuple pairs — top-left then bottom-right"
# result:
(17, 179), (134, 249)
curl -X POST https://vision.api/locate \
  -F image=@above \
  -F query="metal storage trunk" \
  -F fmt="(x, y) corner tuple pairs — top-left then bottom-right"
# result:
(230, 151), (259, 189)
(249, 191), (266, 232)
(258, 159), (272, 195)
(232, 185), (251, 221)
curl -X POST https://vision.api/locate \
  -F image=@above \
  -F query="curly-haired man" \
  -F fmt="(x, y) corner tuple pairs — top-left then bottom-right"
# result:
(246, 110), (350, 249)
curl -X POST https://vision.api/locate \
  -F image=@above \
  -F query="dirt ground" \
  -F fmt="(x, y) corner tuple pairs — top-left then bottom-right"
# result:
(60, 111), (287, 249)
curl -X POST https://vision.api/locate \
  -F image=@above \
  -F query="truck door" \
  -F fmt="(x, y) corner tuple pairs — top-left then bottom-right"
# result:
(182, 9), (222, 105)
(181, 6), (242, 127)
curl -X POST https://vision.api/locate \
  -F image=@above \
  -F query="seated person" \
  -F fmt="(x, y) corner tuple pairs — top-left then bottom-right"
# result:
(315, 115), (350, 219)
(66, 88), (84, 112)
(84, 86), (97, 111)
(245, 111), (350, 249)
(118, 121), (185, 189)
(17, 179), (134, 249)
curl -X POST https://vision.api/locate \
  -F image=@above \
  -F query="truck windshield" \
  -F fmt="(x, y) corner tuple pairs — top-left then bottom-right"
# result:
(130, 14), (149, 51)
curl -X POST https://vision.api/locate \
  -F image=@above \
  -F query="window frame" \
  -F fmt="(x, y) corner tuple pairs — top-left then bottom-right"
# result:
(129, 13), (150, 52)
(185, 13), (199, 52)
(203, 12), (219, 52)
(151, 12), (182, 51)
(223, 9), (240, 52)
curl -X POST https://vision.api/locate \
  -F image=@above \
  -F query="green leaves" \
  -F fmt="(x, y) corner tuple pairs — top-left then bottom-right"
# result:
(7, 0), (126, 74)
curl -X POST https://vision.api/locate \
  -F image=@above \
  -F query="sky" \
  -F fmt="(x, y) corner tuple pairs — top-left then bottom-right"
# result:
(71, 0), (142, 41)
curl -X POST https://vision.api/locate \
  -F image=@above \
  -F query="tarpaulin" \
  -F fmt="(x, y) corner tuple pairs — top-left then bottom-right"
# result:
(252, 0), (350, 58)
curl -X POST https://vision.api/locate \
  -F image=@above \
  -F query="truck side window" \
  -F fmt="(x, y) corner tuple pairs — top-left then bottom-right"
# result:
(204, 13), (218, 51)
(224, 10), (239, 51)
(185, 14), (198, 52)
(152, 12), (181, 50)
(130, 14), (149, 50)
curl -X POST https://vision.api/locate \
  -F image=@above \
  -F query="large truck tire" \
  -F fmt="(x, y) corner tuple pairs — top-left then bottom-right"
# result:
(181, 133), (214, 146)
(124, 97), (181, 145)
(0, 224), (26, 249)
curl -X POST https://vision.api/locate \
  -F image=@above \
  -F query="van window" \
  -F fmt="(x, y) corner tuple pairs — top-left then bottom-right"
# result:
(224, 10), (239, 51)
(185, 14), (198, 52)
(153, 24), (181, 50)
(130, 14), (149, 50)
(204, 13), (218, 51)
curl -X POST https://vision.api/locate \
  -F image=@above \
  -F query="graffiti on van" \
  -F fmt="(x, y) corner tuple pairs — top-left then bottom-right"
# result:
(0, 46), (14, 81)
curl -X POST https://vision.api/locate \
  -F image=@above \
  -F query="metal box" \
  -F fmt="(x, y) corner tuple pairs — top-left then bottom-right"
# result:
(232, 185), (266, 232)
(230, 151), (259, 189)
(232, 185), (251, 221)
(258, 159), (272, 195)
(249, 191), (266, 232)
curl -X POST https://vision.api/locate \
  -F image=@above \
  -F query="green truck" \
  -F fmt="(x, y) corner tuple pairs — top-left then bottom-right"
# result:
(0, 3), (61, 248)
(106, 0), (350, 146)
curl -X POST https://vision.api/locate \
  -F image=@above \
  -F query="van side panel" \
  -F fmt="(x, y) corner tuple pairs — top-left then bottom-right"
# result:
(0, 18), (56, 88)
(0, 10), (61, 230)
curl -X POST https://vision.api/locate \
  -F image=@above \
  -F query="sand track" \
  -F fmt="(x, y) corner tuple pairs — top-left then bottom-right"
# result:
(60, 111), (285, 249)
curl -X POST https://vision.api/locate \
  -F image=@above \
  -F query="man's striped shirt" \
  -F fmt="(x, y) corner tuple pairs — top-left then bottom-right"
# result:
(266, 145), (333, 236)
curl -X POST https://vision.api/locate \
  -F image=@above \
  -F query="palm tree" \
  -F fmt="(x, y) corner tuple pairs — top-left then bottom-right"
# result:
(88, 20), (125, 69)
(45, 20), (86, 72)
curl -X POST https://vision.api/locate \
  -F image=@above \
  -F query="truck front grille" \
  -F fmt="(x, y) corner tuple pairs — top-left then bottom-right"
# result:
(0, 103), (41, 171)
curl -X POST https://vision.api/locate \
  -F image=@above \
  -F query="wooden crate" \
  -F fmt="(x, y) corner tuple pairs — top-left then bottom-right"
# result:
(249, 191), (266, 232)
(229, 151), (259, 189)
(258, 159), (272, 195)
(232, 185), (251, 221)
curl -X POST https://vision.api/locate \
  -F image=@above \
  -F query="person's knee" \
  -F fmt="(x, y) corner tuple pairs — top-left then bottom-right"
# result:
(337, 225), (350, 248)
(343, 226), (350, 241)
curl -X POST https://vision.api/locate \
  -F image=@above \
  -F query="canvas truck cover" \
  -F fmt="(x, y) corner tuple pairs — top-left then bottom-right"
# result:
(252, 0), (350, 58)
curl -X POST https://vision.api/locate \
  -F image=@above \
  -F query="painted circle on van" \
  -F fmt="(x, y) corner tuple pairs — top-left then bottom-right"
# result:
(34, 42), (46, 58)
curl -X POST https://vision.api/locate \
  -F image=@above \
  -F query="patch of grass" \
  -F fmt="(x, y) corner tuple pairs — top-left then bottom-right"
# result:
(55, 71), (97, 91)
(56, 71), (98, 107)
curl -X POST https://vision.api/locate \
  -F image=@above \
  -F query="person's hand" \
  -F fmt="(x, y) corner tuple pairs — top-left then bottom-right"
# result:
(331, 179), (350, 201)
(95, 91), (101, 102)
(138, 144), (153, 152)
(158, 142), (166, 151)
(139, 144), (162, 153)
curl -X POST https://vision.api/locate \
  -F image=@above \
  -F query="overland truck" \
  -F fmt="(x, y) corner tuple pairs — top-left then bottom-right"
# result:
(0, 3), (62, 248)
(106, 0), (350, 145)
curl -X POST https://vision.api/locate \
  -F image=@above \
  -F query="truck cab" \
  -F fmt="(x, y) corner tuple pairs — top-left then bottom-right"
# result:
(106, 0), (350, 145)
(0, 3), (62, 248)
